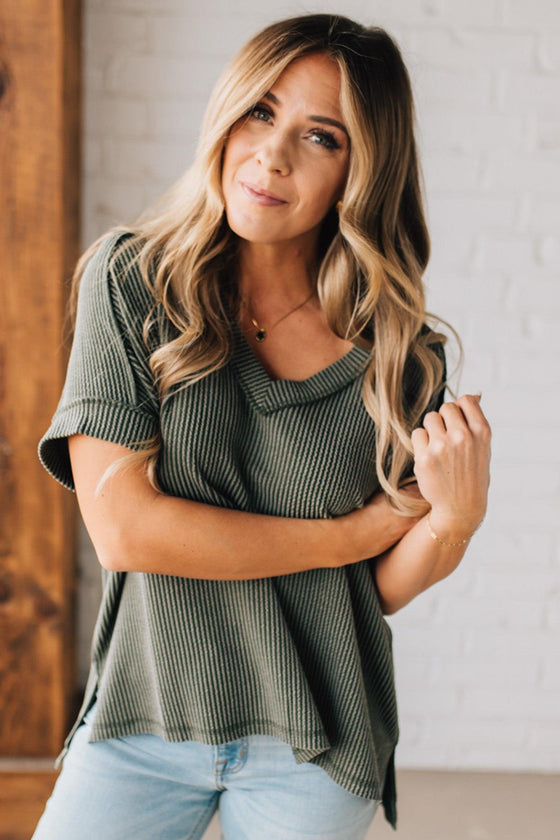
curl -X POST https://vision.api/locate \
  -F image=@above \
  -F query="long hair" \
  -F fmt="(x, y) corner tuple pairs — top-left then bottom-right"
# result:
(75, 13), (451, 513)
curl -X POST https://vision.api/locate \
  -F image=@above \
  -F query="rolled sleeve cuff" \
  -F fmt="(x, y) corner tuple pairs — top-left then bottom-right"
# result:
(38, 398), (159, 491)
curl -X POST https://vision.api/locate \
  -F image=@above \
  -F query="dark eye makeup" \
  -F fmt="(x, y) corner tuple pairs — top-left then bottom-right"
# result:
(246, 103), (342, 151)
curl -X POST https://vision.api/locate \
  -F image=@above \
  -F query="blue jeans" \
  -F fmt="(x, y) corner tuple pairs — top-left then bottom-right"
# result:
(32, 705), (380, 839)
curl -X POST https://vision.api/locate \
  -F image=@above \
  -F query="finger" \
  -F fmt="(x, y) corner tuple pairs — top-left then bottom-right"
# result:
(454, 394), (492, 441)
(411, 426), (429, 454)
(422, 410), (446, 439)
(439, 401), (470, 433)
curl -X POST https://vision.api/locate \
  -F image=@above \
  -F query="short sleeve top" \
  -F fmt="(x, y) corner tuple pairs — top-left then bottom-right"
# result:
(39, 231), (446, 830)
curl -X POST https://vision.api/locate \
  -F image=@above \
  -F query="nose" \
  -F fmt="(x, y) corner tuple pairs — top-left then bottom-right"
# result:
(255, 134), (291, 176)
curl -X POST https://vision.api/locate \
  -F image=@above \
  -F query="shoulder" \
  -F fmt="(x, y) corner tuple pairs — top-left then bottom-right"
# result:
(77, 230), (158, 339)
(93, 229), (153, 308)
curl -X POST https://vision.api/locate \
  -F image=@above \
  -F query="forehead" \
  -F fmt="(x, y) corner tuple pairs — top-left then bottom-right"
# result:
(268, 53), (343, 117)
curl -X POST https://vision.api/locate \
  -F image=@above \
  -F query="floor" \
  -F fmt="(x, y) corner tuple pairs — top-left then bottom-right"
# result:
(200, 769), (560, 840)
(6, 768), (559, 839)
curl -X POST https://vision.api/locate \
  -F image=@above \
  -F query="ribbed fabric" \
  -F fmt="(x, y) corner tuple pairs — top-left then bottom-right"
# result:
(39, 231), (445, 830)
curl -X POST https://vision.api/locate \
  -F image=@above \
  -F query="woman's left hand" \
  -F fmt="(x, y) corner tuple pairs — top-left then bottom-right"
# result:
(411, 394), (492, 542)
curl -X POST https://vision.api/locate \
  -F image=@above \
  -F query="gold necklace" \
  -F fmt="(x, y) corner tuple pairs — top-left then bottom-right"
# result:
(244, 291), (315, 342)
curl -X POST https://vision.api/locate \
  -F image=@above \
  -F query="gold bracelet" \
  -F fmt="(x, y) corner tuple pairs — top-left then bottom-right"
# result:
(427, 515), (479, 547)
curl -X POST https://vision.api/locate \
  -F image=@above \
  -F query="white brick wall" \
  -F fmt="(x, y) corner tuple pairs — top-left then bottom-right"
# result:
(79, 0), (560, 772)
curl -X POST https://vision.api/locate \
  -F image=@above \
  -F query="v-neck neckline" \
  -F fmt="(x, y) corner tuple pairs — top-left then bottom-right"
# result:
(229, 315), (370, 414)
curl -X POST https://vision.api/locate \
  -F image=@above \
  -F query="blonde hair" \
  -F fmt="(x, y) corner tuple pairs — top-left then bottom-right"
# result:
(75, 13), (453, 514)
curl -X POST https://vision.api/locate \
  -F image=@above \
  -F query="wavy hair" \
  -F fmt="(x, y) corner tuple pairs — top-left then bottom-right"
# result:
(75, 13), (454, 514)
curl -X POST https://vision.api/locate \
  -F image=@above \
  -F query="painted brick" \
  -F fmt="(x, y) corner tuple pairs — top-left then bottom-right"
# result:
(520, 197), (560, 233)
(97, 0), (231, 12)
(436, 593), (543, 630)
(427, 195), (517, 233)
(527, 723), (560, 752)
(433, 656), (541, 690)
(388, 622), (468, 658)
(489, 463), (560, 499)
(103, 138), (191, 181)
(497, 351), (560, 387)
(501, 72), (560, 114)
(85, 10), (149, 52)
(464, 687), (560, 719)
(506, 276), (560, 313)
(76, 524), (102, 685)
(537, 119), (560, 151)
(427, 715), (528, 748)
(412, 28), (535, 71)
(543, 602), (560, 634)
(422, 151), (481, 191)
(541, 659), (560, 690)
(465, 628), (556, 662)
(83, 176), (147, 224)
(84, 137), (103, 176)
(83, 60), (104, 96)
(426, 271), (509, 313)
(396, 682), (461, 717)
(501, 0), (560, 31)
(446, 745), (546, 771)
(427, 232), (476, 272)
(371, 0), (498, 28)
(489, 496), (560, 531)
(104, 54), (223, 100)
(86, 97), (148, 138)
(421, 109), (526, 154)
(473, 234), (535, 273)
(150, 14), (252, 59)
(415, 67), (494, 108)
(537, 33), (560, 71)
(148, 100), (205, 140)
(490, 425), (559, 465)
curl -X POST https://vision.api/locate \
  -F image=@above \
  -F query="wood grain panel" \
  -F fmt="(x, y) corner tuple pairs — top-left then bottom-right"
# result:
(0, 770), (59, 839)
(0, 0), (80, 756)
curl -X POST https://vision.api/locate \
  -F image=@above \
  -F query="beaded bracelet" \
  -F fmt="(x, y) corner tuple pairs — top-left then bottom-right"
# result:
(427, 515), (480, 547)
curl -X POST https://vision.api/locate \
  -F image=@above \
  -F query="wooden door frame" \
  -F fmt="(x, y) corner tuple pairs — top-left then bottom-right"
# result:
(0, 0), (81, 831)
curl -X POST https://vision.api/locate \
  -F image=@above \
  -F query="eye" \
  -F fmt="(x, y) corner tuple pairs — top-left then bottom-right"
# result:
(308, 129), (341, 151)
(248, 104), (273, 123)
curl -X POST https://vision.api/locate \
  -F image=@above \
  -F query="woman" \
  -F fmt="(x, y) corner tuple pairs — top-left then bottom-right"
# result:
(33, 13), (491, 840)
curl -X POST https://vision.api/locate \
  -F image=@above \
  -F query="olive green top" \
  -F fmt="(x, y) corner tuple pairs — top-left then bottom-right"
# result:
(39, 231), (445, 829)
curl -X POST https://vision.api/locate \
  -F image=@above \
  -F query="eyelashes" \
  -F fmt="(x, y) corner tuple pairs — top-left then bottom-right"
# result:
(246, 104), (342, 151)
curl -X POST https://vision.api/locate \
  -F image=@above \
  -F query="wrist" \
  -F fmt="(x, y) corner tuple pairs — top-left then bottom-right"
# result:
(335, 508), (364, 565)
(426, 510), (483, 547)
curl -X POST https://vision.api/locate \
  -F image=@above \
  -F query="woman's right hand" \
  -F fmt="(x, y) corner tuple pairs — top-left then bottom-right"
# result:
(343, 484), (423, 561)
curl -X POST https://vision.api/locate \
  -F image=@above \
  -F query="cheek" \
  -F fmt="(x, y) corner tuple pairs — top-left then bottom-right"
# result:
(299, 165), (346, 214)
(221, 145), (235, 190)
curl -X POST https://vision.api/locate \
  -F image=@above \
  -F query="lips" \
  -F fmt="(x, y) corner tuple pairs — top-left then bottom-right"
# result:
(240, 181), (288, 206)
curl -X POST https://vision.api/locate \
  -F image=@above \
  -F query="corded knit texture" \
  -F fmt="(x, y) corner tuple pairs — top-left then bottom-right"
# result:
(39, 231), (445, 830)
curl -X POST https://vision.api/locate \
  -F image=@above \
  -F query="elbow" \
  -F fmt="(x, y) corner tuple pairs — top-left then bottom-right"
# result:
(96, 547), (126, 573)
(90, 521), (138, 573)
(375, 583), (408, 616)
(379, 597), (402, 617)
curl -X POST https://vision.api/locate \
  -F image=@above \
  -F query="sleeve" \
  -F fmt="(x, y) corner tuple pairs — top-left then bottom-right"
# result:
(38, 231), (160, 491)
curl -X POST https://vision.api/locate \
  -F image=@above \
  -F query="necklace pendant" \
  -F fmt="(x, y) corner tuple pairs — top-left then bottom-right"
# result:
(255, 329), (267, 342)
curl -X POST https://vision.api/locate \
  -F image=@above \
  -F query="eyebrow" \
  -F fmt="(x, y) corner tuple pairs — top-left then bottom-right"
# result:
(263, 92), (349, 139)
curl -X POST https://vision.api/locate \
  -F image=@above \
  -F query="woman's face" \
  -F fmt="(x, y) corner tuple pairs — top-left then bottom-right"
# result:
(221, 53), (350, 253)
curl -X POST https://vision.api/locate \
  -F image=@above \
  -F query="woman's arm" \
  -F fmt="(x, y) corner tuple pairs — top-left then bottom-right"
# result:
(374, 394), (492, 615)
(68, 434), (417, 580)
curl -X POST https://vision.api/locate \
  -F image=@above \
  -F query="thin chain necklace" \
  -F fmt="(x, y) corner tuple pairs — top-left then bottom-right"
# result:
(243, 290), (315, 342)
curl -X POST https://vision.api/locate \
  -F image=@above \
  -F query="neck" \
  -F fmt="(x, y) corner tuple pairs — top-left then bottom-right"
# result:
(236, 239), (318, 305)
